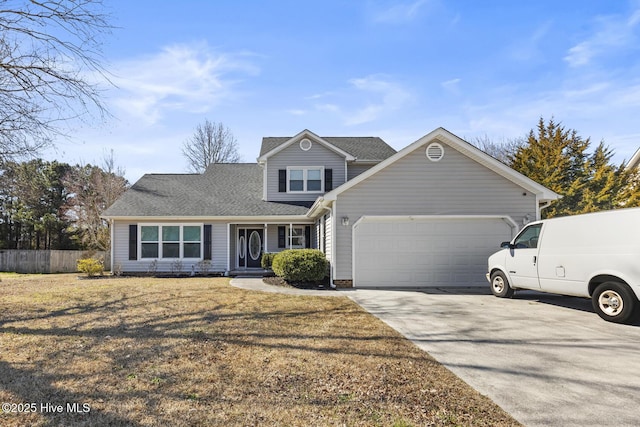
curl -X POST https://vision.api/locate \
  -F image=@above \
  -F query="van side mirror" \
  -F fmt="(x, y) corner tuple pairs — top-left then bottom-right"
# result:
(500, 241), (512, 249)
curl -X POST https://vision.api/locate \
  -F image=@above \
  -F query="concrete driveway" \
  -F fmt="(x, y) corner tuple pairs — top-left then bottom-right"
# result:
(347, 287), (640, 427)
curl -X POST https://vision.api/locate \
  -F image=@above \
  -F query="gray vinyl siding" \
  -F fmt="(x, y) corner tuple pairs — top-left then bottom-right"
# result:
(333, 139), (538, 280)
(211, 223), (227, 271)
(266, 142), (346, 202)
(266, 225), (280, 253)
(325, 215), (332, 261)
(347, 163), (376, 180)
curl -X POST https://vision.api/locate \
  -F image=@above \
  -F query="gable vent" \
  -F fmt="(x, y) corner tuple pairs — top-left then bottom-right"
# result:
(299, 138), (312, 151)
(426, 143), (444, 161)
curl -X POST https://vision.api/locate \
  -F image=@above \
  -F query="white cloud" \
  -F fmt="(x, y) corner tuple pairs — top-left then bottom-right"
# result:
(441, 78), (461, 94)
(371, 0), (430, 24)
(302, 75), (411, 126)
(564, 7), (640, 67)
(110, 42), (259, 125)
(344, 75), (412, 125)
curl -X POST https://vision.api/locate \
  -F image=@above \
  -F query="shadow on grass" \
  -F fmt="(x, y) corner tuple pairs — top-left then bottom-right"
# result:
(0, 276), (521, 426)
(0, 361), (141, 427)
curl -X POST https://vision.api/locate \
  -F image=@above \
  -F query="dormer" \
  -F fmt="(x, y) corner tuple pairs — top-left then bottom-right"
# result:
(258, 130), (396, 204)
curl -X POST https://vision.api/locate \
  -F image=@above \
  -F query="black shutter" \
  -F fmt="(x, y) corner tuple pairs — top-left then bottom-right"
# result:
(278, 226), (286, 248)
(305, 225), (311, 248)
(278, 170), (287, 192)
(324, 169), (333, 191)
(203, 224), (212, 260)
(129, 224), (137, 260)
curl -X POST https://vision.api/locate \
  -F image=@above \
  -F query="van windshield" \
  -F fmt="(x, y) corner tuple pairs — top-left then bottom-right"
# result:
(513, 224), (542, 249)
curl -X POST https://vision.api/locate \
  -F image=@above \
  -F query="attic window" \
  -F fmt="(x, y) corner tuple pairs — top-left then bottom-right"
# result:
(299, 138), (312, 151)
(426, 143), (444, 162)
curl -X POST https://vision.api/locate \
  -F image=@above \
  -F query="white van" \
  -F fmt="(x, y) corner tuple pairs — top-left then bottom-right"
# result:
(487, 207), (640, 324)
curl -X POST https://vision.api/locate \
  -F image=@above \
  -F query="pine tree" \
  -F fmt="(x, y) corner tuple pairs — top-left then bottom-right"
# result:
(579, 142), (627, 213)
(510, 118), (640, 216)
(616, 168), (640, 208)
(510, 118), (590, 218)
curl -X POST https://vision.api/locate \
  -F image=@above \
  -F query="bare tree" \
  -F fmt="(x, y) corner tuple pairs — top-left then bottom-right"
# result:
(63, 154), (128, 251)
(0, 0), (112, 162)
(469, 134), (525, 165)
(182, 120), (241, 173)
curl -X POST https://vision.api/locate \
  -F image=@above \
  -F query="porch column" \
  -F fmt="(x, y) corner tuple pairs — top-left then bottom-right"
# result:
(289, 223), (293, 249)
(264, 223), (268, 256)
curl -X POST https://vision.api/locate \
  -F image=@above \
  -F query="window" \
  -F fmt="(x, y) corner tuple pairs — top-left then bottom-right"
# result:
(513, 224), (542, 249)
(289, 169), (304, 191)
(183, 226), (202, 258)
(139, 224), (202, 259)
(141, 226), (159, 258)
(277, 225), (309, 249)
(287, 167), (324, 193)
(162, 226), (180, 258)
(307, 169), (321, 191)
(289, 227), (305, 249)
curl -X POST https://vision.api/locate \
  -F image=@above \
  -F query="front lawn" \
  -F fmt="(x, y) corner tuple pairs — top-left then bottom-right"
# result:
(0, 274), (519, 426)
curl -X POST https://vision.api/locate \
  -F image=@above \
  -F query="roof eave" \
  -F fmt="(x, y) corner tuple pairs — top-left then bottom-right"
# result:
(258, 129), (356, 162)
(627, 148), (640, 171)
(101, 215), (313, 222)
(320, 127), (561, 202)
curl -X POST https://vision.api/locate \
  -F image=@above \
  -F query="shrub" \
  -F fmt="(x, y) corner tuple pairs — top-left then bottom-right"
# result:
(197, 260), (212, 275)
(170, 259), (183, 275)
(261, 252), (277, 270)
(77, 258), (104, 277)
(271, 249), (328, 282)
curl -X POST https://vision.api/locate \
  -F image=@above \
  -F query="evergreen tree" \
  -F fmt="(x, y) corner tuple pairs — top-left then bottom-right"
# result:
(510, 118), (640, 217)
(616, 167), (640, 208)
(510, 118), (590, 218)
(579, 142), (627, 213)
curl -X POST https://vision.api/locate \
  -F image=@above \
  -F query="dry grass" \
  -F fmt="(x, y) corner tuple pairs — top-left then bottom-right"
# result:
(0, 274), (520, 426)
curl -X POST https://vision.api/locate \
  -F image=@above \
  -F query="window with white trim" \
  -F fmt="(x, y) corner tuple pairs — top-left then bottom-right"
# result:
(139, 224), (202, 259)
(287, 167), (324, 193)
(288, 226), (305, 249)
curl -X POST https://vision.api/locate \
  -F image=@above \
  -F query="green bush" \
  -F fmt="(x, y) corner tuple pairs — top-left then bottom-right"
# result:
(271, 249), (328, 282)
(261, 252), (277, 269)
(77, 258), (104, 277)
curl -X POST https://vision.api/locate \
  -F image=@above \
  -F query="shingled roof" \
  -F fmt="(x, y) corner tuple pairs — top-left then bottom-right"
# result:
(102, 163), (310, 218)
(260, 136), (397, 161)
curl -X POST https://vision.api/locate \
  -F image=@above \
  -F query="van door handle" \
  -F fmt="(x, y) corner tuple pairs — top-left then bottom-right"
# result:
(533, 256), (537, 265)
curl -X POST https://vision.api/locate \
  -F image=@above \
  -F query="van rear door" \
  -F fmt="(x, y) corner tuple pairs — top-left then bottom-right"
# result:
(505, 223), (543, 289)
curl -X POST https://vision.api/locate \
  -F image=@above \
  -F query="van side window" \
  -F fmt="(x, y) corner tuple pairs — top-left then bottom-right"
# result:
(513, 224), (542, 249)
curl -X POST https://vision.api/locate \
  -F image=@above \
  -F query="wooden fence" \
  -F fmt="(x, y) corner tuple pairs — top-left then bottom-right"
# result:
(0, 250), (110, 274)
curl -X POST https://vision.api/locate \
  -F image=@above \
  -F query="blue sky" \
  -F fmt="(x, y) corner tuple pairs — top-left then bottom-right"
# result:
(46, 0), (640, 182)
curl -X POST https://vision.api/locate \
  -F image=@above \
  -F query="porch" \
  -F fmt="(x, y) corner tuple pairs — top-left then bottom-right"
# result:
(228, 222), (317, 272)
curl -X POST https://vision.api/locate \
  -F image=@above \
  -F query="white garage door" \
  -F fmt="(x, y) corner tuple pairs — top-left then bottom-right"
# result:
(353, 216), (514, 288)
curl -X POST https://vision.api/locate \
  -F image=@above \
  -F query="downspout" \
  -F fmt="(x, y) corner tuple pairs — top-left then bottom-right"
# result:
(323, 204), (336, 289)
(538, 200), (552, 217)
(309, 197), (336, 288)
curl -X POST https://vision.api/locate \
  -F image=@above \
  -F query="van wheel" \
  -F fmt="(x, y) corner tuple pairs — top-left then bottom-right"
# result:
(490, 271), (514, 298)
(592, 282), (637, 324)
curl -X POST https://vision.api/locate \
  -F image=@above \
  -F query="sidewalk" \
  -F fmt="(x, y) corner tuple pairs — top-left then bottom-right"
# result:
(229, 277), (353, 297)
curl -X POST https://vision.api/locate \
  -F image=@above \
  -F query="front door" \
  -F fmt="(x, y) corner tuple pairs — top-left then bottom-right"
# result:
(238, 228), (263, 268)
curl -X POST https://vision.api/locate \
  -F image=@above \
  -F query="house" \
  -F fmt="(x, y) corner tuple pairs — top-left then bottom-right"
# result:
(102, 128), (560, 288)
(628, 147), (640, 171)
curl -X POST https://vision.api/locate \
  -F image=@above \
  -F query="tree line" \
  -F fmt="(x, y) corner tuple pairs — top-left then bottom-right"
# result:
(473, 118), (640, 218)
(0, 156), (128, 251)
